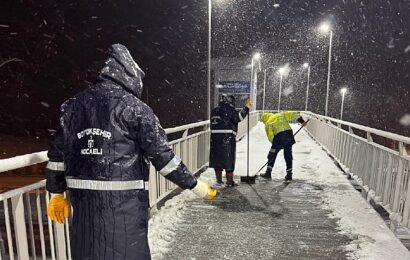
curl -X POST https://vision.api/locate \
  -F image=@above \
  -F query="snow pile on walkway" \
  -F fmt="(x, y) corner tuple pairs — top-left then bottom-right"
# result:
(148, 171), (214, 260)
(148, 189), (193, 259)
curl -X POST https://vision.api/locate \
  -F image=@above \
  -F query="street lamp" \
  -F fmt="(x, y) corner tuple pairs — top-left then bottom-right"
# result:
(340, 87), (347, 120)
(207, 0), (212, 120)
(278, 67), (286, 111)
(262, 67), (275, 113)
(319, 21), (333, 116)
(303, 63), (311, 111)
(250, 52), (261, 111)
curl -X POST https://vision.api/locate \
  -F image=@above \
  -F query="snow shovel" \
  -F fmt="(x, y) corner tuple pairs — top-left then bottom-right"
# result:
(254, 120), (310, 176)
(240, 113), (256, 184)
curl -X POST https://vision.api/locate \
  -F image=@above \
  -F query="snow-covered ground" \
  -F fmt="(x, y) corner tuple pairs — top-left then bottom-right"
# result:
(148, 122), (410, 260)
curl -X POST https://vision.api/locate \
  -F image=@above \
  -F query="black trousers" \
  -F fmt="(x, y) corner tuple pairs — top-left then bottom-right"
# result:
(266, 144), (293, 174)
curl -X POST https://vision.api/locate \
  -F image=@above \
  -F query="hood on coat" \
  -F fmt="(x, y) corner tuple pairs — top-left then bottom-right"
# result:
(219, 94), (235, 107)
(98, 43), (145, 98)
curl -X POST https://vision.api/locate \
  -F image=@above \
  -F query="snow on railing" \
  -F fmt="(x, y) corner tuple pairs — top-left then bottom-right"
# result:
(0, 151), (48, 173)
(302, 112), (410, 230)
(0, 115), (259, 260)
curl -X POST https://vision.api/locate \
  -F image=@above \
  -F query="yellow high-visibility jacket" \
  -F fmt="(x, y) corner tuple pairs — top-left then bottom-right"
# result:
(261, 111), (300, 142)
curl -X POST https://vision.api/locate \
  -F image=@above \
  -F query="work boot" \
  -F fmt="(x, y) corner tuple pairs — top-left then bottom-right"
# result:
(226, 174), (238, 187)
(260, 172), (272, 179)
(215, 171), (224, 184)
(285, 169), (293, 181)
(260, 166), (272, 179)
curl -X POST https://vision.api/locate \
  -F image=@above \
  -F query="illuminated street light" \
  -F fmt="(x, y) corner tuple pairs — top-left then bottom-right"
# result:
(253, 52), (261, 60)
(318, 21), (334, 116)
(250, 53), (262, 111)
(340, 87), (347, 120)
(277, 66), (288, 111)
(319, 22), (331, 33)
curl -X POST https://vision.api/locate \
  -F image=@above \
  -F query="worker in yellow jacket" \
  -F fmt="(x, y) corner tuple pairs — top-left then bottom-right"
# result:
(260, 111), (307, 181)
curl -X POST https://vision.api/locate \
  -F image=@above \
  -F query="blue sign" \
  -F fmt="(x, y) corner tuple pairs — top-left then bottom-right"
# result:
(218, 81), (250, 93)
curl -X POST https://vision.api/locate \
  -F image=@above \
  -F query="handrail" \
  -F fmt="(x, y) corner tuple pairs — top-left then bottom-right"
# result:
(0, 180), (46, 201)
(165, 120), (209, 134)
(302, 111), (410, 145)
(0, 151), (48, 173)
(302, 111), (410, 230)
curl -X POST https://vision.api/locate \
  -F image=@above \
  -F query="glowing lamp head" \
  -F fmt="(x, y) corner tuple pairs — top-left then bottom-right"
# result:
(319, 22), (331, 33)
(340, 87), (347, 95)
(278, 67), (286, 74)
(253, 53), (261, 60)
(303, 63), (309, 68)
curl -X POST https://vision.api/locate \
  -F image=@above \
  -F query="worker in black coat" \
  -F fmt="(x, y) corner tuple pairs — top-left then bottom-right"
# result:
(46, 43), (217, 260)
(209, 95), (252, 186)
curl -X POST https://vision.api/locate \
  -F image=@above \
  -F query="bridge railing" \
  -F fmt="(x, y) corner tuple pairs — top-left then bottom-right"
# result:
(0, 114), (258, 260)
(302, 112), (410, 229)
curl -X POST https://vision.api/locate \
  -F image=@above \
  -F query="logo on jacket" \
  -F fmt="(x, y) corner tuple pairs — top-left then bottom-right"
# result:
(77, 128), (111, 156)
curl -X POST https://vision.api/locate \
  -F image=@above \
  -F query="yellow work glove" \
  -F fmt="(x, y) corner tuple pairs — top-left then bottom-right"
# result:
(192, 180), (218, 200)
(47, 194), (70, 224)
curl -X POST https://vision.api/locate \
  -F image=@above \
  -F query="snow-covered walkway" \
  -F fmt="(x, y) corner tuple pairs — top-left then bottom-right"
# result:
(148, 122), (410, 260)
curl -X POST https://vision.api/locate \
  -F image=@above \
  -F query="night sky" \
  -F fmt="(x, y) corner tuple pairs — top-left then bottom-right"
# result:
(0, 0), (409, 142)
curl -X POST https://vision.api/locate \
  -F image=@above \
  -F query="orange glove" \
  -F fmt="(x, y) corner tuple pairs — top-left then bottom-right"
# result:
(47, 194), (70, 224)
(192, 181), (218, 200)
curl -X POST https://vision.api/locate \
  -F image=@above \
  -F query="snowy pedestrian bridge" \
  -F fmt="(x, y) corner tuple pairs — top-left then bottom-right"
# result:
(1, 112), (410, 259)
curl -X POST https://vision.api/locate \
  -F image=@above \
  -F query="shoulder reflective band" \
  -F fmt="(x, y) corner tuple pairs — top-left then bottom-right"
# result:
(210, 130), (237, 136)
(66, 178), (146, 190)
(159, 156), (181, 176)
(211, 116), (221, 120)
(239, 112), (244, 121)
(47, 162), (65, 171)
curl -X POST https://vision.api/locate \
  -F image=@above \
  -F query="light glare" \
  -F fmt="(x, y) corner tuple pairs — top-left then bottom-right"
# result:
(253, 53), (261, 60)
(319, 22), (331, 33)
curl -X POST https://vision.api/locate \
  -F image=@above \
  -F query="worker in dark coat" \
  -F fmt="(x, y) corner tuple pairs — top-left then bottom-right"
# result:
(45, 43), (217, 260)
(209, 95), (252, 186)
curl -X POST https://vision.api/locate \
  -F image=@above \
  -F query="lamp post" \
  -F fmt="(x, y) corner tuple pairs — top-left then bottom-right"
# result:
(303, 63), (311, 111)
(262, 69), (267, 113)
(278, 67), (286, 111)
(207, 0), (212, 120)
(250, 53), (261, 111)
(319, 21), (333, 116)
(340, 87), (347, 120)
(262, 67), (275, 113)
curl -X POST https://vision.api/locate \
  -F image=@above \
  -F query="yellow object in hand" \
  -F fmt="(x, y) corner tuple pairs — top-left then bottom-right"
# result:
(47, 194), (70, 224)
(207, 186), (218, 200)
(192, 180), (218, 200)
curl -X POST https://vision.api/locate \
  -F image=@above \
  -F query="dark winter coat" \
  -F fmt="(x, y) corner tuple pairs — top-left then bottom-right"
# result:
(46, 44), (197, 260)
(209, 101), (249, 171)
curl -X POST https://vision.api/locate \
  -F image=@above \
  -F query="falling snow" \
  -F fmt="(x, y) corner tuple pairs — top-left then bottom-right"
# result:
(399, 114), (410, 127)
(0, 0), (408, 138)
